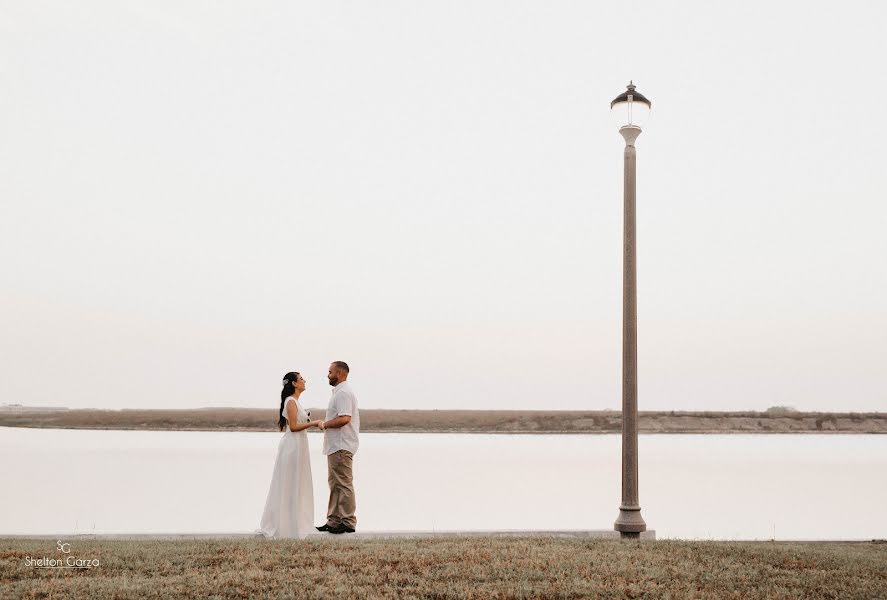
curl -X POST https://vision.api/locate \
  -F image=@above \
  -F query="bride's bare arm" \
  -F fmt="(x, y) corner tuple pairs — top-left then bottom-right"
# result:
(287, 401), (319, 432)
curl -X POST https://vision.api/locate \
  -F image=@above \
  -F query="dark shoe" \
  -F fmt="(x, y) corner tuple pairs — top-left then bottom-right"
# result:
(328, 524), (355, 534)
(315, 524), (333, 532)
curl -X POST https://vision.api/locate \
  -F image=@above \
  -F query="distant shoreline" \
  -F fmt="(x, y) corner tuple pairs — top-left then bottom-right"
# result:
(1, 407), (885, 434)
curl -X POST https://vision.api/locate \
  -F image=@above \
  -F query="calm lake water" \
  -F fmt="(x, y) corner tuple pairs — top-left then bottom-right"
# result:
(1, 427), (885, 540)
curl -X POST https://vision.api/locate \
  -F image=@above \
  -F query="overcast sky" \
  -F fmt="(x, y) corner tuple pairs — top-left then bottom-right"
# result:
(1, 1), (885, 412)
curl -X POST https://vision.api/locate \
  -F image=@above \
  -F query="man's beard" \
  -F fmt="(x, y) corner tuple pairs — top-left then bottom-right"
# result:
(328, 376), (338, 386)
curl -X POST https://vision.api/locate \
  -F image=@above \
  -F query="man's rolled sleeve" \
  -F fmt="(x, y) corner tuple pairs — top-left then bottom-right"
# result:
(335, 391), (354, 417)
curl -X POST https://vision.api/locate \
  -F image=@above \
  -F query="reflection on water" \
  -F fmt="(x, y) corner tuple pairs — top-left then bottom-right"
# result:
(1, 427), (885, 540)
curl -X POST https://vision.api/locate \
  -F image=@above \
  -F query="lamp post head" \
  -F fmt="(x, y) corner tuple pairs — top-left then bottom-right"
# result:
(610, 81), (652, 131)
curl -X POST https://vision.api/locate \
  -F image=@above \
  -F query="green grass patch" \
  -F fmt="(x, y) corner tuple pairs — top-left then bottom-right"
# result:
(2, 537), (885, 599)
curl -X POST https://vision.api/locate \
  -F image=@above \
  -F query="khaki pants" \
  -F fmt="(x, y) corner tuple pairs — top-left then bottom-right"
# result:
(326, 450), (356, 529)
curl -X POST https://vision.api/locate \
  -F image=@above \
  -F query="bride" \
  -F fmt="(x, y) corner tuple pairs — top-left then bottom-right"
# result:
(259, 371), (321, 538)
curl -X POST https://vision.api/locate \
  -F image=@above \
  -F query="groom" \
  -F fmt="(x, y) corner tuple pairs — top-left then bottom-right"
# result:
(316, 361), (360, 534)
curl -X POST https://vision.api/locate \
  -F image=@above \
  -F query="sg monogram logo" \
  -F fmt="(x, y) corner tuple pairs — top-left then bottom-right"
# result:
(24, 541), (101, 569)
(25, 540), (102, 569)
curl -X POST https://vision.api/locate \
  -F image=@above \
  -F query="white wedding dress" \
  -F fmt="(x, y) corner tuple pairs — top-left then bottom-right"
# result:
(259, 397), (314, 538)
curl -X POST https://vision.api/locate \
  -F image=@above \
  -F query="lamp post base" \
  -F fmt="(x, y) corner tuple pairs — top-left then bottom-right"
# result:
(614, 505), (647, 537)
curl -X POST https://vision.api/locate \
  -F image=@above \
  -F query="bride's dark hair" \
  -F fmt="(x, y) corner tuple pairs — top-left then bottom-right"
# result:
(279, 372), (299, 431)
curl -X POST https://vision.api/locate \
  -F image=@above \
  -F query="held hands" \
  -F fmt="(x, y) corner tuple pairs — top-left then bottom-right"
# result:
(314, 420), (326, 431)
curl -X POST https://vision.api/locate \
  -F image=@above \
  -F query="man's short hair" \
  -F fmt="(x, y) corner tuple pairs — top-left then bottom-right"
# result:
(332, 361), (350, 373)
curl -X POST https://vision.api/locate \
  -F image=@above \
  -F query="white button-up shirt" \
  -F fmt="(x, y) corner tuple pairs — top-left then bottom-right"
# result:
(323, 381), (360, 455)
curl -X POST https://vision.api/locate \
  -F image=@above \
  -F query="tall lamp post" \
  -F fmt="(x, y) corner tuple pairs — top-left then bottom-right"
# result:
(611, 82), (651, 538)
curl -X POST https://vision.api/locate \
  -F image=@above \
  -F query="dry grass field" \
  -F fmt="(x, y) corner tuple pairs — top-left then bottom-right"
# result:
(1, 407), (886, 434)
(2, 537), (885, 599)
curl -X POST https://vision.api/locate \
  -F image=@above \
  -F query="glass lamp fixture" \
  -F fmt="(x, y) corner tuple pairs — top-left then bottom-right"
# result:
(610, 81), (652, 129)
